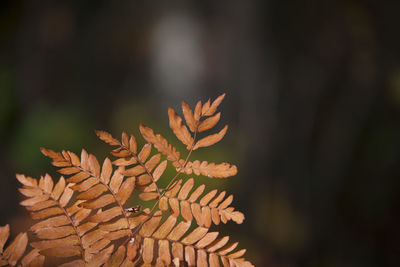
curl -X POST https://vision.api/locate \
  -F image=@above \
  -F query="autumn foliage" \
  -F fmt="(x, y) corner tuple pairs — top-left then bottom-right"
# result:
(1, 94), (253, 266)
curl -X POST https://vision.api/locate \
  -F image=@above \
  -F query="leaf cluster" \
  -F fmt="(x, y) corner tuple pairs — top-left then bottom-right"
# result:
(2, 94), (253, 266)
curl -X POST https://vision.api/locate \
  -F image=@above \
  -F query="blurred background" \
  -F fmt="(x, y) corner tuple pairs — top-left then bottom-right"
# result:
(0, 0), (399, 266)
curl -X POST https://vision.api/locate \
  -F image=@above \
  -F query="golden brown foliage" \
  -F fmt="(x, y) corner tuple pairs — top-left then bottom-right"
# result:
(6, 94), (253, 266)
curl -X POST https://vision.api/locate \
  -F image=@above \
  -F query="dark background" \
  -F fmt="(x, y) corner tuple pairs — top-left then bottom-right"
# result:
(0, 1), (399, 266)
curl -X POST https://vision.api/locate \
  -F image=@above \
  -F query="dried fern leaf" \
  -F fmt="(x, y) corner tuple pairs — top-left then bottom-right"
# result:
(41, 149), (138, 235)
(193, 125), (228, 150)
(86, 244), (114, 267)
(96, 130), (164, 195)
(168, 108), (194, 149)
(201, 93), (225, 117)
(198, 112), (221, 133)
(21, 248), (45, 267)
(133, 216), (253, 266)
(178, 160), (237, 178)
(15, 93), (252, 266)
(181, 101), (196, 133)
(139, 125), (181, 167)
(0, 225), (32, 266)
(0, 225), (10, 253)
(194, 101), (202, 122)
(17, 174), (117, 265)
(104, 245), (127, 267)
(160, 179), (244, 225)
(95, 131), (120, 146)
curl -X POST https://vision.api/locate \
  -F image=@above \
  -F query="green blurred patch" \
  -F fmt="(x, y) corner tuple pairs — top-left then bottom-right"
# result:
(255, 185), (309, 253)
(10, 104), (94, 175)
(111, 100), (156, 138)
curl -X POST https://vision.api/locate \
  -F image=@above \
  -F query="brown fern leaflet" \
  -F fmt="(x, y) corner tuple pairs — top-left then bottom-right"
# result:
(6, 94), (253, 266)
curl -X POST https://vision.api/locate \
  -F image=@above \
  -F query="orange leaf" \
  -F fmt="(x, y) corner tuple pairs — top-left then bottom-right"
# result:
(181, 226), (208, 245)
(153, 160), (167, 182)
(138, 144), (152, 163)
(202, 93), (225, 116)
(30, 215), (69, 231)
(112, 157), (137, 166)
(109, 167), (124, 193)
(198, 112), (220, 132)
(105, 245), (125, 267)
(122, 165), (145, 177)
(142, 238), (154, 264)
(167, 221), (191, 241)
(177, 178), (194, 200)
(0, 224), (10, 252)
(139, 211), (162, 237)
(144, 154), (161, 172)
(96, 130), (120, 146)
(116, 177), (135, 205)
(196, 232), (219, 249)
(104, 229), (131, 241)
(99, 218), (128, 232)
(158, 239), (171, 265)
(51, 177), (66, 200)
(197, 249), (207, 267)
(67, 172), (90, 183)
(76, 184), (107, 200)
(181, 101), (196, 132)
(152, 216), (177, 239)
(185, 246), (195, 266)
(129, 135), (138, 154)
(100, 158), (113, 184)
(168, 108), (194, 149)
(88, 154), (100, 177)
(194, 101), (202, 121)
(58, 167), (80, 175)
(193, 125), (228, 150)
(89, 207), (122, 223)
(34, 225), (75, 240)
(40, 246), (81, 258)
(139, 125), (181, 163)
(21, 248), (45, 267)
(80, 194), (114, 209)
(139, 192), (159, 201)
(2, 232), (28, 265)
(31, 207), (63, 220)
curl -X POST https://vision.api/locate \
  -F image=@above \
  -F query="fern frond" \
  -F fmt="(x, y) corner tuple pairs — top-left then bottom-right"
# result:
(192, 125), (228, 150)
(139, 125), (182, 168)
(9, 92), (253, 266)
(201, 93), (225, 117)
(133, 215), (252, 266)
(177, 160), (237, 178)
(197, 112), (221, 133)
(40, 149), (137, 226)
(0, 224), (44, 266)
(16, 173), (114, 265)
(96, 130), (169, 195)
(140, 178), (244, 227)
(169, 93), (228, 151)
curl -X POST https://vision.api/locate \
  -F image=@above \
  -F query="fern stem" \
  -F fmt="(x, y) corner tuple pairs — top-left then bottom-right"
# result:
(58, 204), (87, 266)
(129, 129), (198, 239)
(164, 129), (197, 191)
